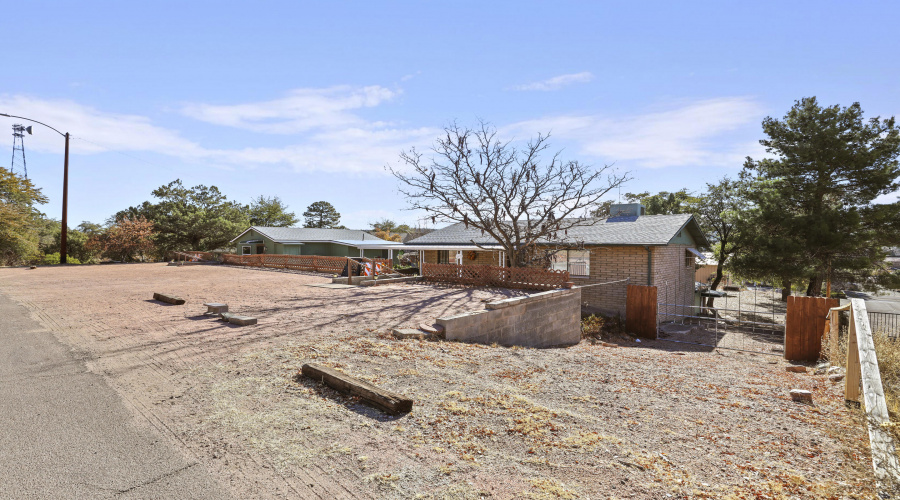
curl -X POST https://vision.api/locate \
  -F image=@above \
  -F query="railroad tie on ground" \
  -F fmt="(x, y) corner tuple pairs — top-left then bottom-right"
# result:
(300, 363), (413, 415)
(152, 293), (185, 305)
(203, 303), (229, 315)
(392, 328), (429, 340)
(219, 312), (257, 326)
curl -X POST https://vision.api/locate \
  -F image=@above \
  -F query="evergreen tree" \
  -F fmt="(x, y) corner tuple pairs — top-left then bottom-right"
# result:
(116, 179), (249, 252)
(731, 98), (900, 297)
(303, 201), (341, 228)
(248, 195), (298, 227)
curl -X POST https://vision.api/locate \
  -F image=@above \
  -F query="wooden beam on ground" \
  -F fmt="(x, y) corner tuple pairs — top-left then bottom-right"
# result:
(152, 293), (185, 305)
(300, 363), (413, 415)
(848, 298), (900, 494)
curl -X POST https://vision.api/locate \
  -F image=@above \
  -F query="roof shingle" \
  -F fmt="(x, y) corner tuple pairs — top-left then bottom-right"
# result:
(234, 227), (390, 243)
(406, 214), (708, 247)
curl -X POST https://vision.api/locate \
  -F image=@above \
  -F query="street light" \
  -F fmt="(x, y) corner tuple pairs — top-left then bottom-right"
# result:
(0, 113), (71, 264)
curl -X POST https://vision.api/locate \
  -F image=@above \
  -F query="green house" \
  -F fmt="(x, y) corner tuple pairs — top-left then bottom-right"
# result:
(230, 226), (403, 260)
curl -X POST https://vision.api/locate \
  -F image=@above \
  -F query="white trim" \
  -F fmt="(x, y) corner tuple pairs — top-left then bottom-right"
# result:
(241, 246), (251, 255)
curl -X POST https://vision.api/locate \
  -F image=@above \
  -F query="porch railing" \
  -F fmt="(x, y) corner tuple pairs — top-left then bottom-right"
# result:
(420, 262), (569, 291)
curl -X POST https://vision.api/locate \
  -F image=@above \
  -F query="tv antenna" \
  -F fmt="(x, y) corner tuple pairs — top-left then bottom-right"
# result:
(11, 124), (32, 178)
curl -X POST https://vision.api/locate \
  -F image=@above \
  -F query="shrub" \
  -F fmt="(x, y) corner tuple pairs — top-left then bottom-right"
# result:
(38, 252), (82, 265)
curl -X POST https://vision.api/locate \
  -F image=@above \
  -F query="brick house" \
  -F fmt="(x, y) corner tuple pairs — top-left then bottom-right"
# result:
(405, 204), (709, 318)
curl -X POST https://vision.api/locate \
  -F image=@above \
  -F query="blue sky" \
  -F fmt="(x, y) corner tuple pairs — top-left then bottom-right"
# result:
(2, 1), (898, 229)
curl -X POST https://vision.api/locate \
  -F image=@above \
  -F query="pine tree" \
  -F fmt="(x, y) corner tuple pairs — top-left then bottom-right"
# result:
(303, 201), (341, 228)
(731, 98), (900, 297)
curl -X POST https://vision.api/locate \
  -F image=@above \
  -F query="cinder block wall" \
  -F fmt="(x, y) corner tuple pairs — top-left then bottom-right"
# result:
(578, 246), (649, 317)
(437, 288), (582, 348)
(651, 244), (695, 321)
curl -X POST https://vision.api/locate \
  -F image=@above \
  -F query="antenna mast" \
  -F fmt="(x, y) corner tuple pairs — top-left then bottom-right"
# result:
(11, 124), (27, 178)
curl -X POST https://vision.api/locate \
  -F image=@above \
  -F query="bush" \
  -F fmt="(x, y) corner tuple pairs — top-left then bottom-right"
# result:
(38, 252), (82, 265)
(581, 314), (625, 340)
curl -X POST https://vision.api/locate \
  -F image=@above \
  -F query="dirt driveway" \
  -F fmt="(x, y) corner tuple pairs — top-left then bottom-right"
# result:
(0, 264), (879, 499)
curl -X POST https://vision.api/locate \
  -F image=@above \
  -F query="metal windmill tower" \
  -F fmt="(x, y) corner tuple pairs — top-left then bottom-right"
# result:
(10, 123), (32, 178)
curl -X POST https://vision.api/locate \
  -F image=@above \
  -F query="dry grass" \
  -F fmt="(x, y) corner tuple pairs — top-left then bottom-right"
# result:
(0, 265), (883, 499)
(823, 320), (900, 489)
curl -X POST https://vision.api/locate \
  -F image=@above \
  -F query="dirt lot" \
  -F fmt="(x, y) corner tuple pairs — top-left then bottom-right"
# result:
(0, 264), (881, 499)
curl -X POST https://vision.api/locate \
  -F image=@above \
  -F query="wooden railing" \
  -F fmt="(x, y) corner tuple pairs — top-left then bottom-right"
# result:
(420, 263), (569, 291)
(833, 299), (900, 495)
(221, 254), (392, 276)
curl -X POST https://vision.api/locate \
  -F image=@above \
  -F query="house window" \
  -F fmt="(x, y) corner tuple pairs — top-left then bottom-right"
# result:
(242, 246), (251, 255)
(437, 250), (450, 264)
(549, 249), (590, 277)
(684, 249), (693, 267)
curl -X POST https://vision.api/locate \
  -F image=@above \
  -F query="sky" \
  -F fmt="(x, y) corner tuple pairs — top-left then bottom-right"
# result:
(1, 1), (899, 230)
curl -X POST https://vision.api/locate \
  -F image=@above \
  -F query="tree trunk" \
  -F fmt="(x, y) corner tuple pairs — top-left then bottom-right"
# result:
(805, 275), (823, 297)
(704, 258), (727, 308)
(781, 279), (792, 302)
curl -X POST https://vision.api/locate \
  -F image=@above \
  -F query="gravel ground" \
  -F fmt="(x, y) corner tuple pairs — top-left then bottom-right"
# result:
(0, 264), (880, 499)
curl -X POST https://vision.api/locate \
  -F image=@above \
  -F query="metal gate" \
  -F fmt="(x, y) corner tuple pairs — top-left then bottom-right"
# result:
(656, 284), (786, 355)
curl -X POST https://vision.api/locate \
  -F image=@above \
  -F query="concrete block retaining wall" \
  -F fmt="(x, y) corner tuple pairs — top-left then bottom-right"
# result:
(436, 288), (581, 348)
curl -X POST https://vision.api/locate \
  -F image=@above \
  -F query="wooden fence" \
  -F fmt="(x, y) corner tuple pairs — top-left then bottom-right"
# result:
(222, 254), (393, 275)
(840, 299), (900, 495)
(420, 263), (570, 291)
(626, 284), (658, 339)
(784, 296), (839, 362)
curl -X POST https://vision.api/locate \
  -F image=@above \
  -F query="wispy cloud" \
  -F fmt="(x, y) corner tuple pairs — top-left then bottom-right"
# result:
(0, 93), (767, 177)
(512, 72), (594, 91)
(0, 91), (436, 175)
(180, 85), (399, 134)
(503, 97), (766, 168)
(0, 94), (207, 157)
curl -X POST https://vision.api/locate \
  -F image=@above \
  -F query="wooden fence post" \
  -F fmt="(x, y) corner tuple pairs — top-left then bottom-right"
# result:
(846, 306), (861, 404)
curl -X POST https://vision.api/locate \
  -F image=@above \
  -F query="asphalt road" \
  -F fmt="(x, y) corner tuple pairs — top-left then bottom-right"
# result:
(0, 292), (231, 499)
(844, 290), (900, 314)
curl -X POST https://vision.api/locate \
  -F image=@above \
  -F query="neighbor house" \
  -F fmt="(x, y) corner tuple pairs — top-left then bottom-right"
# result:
(404, 203), (710, 318)
(229, 227), (403, 260)
(695, 252), (735, 288)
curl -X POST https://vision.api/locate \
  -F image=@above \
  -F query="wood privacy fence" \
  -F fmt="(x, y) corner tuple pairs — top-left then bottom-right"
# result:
(420, 263), (570, 291)
(784, 296), (838, 362)
(626, 284), (658, 339)
(222, 254), (392, 275)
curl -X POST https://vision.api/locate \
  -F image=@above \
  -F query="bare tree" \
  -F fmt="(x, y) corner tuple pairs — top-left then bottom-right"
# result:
(390, 122), (630, 267)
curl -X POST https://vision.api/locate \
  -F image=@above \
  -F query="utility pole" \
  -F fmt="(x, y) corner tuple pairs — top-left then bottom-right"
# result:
(0, 113), (71, 263)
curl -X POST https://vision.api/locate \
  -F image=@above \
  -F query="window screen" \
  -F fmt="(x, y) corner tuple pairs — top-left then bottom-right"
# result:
(438, 250), (450, 264)
(550, 250), (568, 272)
(548, 249), (590, 277)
